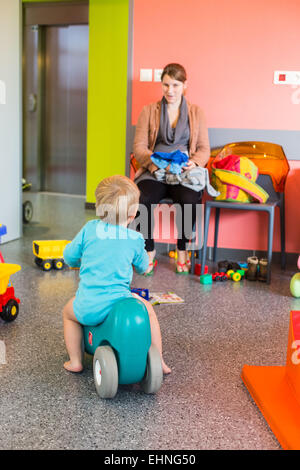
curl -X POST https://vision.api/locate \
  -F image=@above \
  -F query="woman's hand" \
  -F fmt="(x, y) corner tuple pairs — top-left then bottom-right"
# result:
(182, 160), (197, 171)
(149, 163), (159, 174)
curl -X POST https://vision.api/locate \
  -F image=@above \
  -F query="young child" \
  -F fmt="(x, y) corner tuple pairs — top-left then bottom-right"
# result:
(62, 175), (171, 375)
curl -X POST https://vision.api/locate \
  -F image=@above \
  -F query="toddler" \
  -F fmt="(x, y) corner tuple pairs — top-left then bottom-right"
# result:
(62, 175), (171, 374)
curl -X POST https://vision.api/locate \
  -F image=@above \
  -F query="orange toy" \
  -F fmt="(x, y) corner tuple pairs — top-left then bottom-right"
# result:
(241, 311), (300, 450)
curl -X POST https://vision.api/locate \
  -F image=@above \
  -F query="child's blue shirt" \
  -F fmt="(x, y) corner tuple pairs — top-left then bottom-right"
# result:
(63, 219), (149, 326)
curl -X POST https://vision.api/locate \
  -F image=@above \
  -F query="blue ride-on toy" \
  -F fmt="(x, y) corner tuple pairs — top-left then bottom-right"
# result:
(83, 297), (163, 399)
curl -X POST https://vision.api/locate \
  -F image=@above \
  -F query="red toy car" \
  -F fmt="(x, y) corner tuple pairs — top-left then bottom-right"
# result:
(212, 272), (228, 282)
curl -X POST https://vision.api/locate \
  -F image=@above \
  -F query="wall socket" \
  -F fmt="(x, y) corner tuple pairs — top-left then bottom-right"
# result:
(274, 71), (300, 85)
(154, 69), (163, 82)
(140, 69), (152, 82)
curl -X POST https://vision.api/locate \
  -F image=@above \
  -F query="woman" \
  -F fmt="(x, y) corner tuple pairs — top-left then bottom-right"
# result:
(133, 63), (210, 274)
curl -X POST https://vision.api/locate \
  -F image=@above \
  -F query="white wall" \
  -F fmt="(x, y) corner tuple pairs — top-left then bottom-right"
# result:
(0, 0), (22, 243)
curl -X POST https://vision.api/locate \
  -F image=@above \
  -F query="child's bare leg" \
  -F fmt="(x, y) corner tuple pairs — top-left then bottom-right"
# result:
(132, 294), (171, 374)
(63, 297), (83, 372)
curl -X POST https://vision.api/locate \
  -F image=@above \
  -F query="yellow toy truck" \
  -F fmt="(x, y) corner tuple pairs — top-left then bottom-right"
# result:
(33, 240), (70, 271)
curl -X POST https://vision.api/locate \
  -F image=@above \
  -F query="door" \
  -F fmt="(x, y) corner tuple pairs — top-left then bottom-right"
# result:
(23, 23), (89, 195)
(44, 25), (88, 195)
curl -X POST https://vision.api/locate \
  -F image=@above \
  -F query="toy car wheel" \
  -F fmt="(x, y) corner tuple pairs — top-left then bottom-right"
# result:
(54, 259), (64, 270)
(42, 260), (52, 271)
(93, 346), (118, 399)
(141, 345), (163, 394)
(23, 200), (33, 223)
(0, 299), (19, 322)
(232, 272), (241, 282)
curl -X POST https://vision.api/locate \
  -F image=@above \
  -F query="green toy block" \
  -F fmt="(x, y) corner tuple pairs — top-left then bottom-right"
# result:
(236, 269), (245, 278)
(200, 274), (213, 285)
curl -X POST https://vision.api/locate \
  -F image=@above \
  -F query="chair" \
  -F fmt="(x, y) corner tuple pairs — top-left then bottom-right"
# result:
(130, 155), (202, 274)
(200, 142), (290, 284)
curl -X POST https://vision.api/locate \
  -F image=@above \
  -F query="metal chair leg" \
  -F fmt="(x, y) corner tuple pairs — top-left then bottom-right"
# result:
(190, 220), (196, 274)
(213, 207), (220, 262)
(267, 208), (275, 284)
(189, 203), (202, 275)
(200, 205), (211, 276)
(279, 194), (286, 270)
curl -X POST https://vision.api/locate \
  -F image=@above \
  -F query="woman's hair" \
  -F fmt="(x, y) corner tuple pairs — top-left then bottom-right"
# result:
(161, 63), (187, 83)
(95, 175), (140, 225)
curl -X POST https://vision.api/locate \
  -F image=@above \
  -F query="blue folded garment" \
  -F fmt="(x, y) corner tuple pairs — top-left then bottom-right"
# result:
(151, 150), (189, 174)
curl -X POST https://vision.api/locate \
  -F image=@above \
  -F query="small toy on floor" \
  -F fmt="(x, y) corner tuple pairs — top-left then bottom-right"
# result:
(150, 292), (184, 305)
(212, 272), (228, 282)
(238, 262), (248, 270)
(194, 263), (208, 276)
(33, 240), (70, 271)
(227, 269), (245, 282)
(0, 224), (7, 243)
(131, 288), (150, 301)
(200, 274), (213, 285)
(290, 256), (300, 298)
(169, 250), (194, 260)
(0, 224), (7, 263)
(217, 260), (241, 273)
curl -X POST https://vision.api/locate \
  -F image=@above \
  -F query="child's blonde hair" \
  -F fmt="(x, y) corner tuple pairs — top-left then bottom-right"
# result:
(95, 175), (140, 225)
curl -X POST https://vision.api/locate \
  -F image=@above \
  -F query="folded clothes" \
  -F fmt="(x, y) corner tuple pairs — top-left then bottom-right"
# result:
(154, 166), (220, 196)
(151, 150), (189, 175)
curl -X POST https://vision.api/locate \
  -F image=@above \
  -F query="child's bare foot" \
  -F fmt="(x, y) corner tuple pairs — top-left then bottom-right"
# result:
(64, 361), (83, 373)
(162, 360), (171, 375)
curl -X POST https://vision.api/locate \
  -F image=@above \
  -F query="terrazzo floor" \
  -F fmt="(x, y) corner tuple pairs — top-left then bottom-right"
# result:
(0, 192), (299, 450)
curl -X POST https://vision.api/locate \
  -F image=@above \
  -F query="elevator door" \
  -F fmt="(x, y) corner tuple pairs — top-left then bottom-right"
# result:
(44, 25), (88, 195)
(24, 24), (89, 195)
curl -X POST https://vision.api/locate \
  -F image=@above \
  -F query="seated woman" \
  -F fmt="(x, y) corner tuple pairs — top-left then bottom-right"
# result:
(133, 63), (210, 274)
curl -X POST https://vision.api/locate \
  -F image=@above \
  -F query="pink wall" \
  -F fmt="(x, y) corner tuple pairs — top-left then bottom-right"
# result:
(133, 0), (300, 130)
(132, 0), (300, 254)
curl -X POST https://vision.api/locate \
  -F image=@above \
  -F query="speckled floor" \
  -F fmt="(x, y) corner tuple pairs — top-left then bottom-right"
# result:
(0, 192), (299, 450)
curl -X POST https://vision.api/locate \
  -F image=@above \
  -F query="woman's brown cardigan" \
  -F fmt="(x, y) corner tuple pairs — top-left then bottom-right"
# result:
(133, 100), (210, 174)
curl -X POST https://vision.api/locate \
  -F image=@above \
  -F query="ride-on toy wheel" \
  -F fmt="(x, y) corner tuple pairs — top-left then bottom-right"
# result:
(23, 200), (33, 223)
(141, 345), (163, 394)
(0, 299), (19, 322)
(93, 345), (118, 399)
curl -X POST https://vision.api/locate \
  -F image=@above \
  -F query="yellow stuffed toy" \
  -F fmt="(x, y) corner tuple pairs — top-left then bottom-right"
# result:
(211, 154), (269, 203)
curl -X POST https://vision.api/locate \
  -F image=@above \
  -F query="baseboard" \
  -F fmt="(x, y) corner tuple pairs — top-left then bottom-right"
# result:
(155, 242), (299, 267)
(81, 214), (298, 267)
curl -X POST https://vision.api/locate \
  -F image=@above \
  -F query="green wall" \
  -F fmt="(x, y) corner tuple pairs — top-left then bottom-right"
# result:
(22, 0), (85, 2)
(87, 0), (129, 203)
(22, 0), (129, 203)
